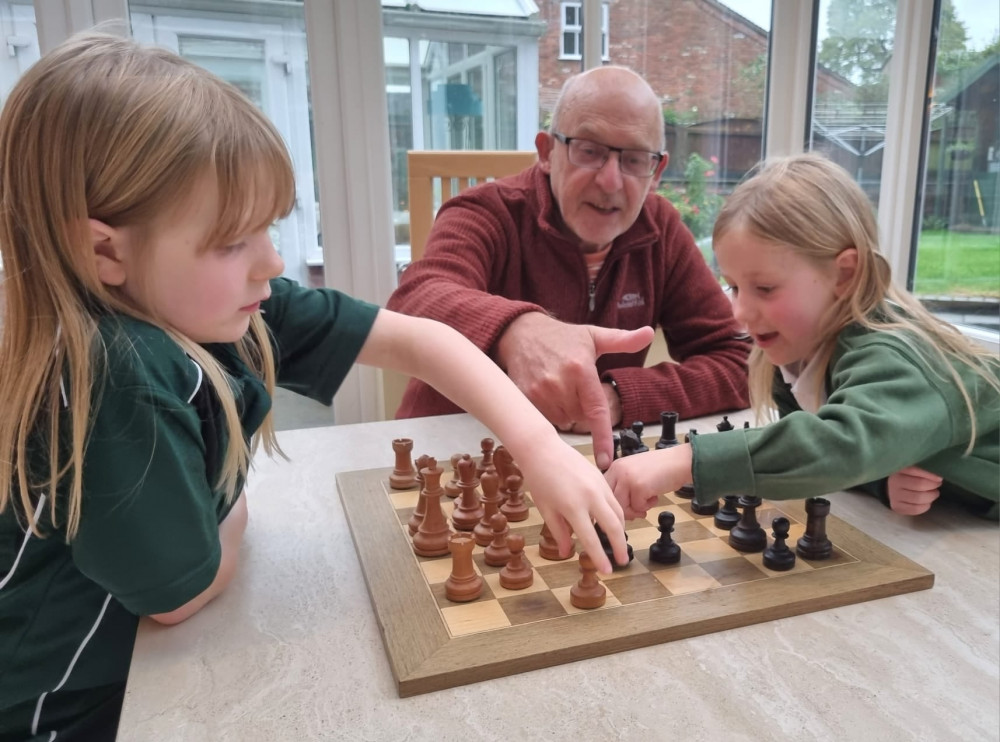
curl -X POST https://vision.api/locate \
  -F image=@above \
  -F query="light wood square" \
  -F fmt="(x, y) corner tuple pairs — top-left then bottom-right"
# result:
(389, 490), (420, 509)
(645, 504), (695, 525)
(522, 543), (576, 565)
(550, 585), (622, 614)
(483, 571), (550, 598)
(441, 600), (511, 637)
(652, 564), (721, 594)
(421, 556), (478, 584)
(681, 537), (742, 563)
(624, 525), (660, 550)
(505, 506), (544, 528)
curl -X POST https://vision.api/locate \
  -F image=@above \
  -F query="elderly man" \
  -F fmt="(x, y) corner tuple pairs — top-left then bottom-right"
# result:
(387, 66), (749, 470)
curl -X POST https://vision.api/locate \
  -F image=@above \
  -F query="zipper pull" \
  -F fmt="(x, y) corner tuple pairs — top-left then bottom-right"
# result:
(588, 282), (596, 312)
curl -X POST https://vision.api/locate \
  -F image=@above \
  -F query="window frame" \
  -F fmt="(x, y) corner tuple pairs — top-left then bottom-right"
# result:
(559, 1), (582, 60)
(28, 0), (998, 420)
(559, 1), (607, 61)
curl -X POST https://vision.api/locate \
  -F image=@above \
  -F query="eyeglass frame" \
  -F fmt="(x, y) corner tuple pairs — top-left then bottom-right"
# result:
(551, 132), (665, 178)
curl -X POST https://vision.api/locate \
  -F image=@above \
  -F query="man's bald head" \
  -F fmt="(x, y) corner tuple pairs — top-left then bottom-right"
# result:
(550, 66), (665, 151)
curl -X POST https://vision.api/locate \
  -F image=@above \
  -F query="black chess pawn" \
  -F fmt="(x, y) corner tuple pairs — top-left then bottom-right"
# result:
(690, 496), (719, 516)
(630, 421), (649, 454)
(763, 517), (796, 571)
(655, 411), (679, 449)
(612, 433), (621, 461)
(714, 495), (741, 530)
(716, 415), (734, 432)
(796, 497), (833, 560)
(728, 495), (767, 552)
(596, 523), (634, 569)
(649, 510), (681, 564)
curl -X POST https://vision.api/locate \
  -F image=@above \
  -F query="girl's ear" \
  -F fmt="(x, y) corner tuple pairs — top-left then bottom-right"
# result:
(89, 218), (127, 286)
(834, 247), (859, 297)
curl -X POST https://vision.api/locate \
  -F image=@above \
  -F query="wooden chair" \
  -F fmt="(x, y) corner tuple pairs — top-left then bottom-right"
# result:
(405, 150), (538, 262)
(381, 150), (538, 419)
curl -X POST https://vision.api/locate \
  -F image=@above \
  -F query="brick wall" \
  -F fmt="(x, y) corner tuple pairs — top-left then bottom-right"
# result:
(534, 0), (851, 127)
(536, 0), (769, 122)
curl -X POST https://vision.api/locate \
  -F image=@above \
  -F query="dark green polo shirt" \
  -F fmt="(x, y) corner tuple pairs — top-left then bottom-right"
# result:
(0, 278), (378, 740)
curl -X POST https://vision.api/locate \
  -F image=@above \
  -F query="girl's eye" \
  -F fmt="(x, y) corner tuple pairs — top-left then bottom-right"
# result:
(217, 241), (246, 255)
(756, 286), (774, 295)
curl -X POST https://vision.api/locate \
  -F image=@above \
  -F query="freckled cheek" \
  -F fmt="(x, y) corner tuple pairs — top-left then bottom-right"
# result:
(771, 301), (815, 339)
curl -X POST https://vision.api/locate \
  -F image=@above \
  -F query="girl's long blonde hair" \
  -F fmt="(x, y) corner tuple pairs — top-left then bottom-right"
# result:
(713, 153), (999, 449)
(0, 32), (295, 538)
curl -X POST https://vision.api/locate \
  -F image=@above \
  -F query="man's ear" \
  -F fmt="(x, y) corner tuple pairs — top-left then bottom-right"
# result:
(89, 218), (127, 287)
(833, 247), (859, 297)
(535, 131), (554, 174)
(653, 151), (669, 180)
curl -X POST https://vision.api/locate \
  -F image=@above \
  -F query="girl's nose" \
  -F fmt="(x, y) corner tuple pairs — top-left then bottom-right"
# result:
(731, 291), (751, 327)
(255, 234), (285, 280)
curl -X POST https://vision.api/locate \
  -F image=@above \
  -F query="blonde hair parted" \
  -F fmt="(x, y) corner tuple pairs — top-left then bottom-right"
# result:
(712, 153), (999, 450)
(0, 32), (295, 538)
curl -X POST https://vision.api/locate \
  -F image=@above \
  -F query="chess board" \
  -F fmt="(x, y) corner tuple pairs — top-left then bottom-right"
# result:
(336, 441), (934, 697)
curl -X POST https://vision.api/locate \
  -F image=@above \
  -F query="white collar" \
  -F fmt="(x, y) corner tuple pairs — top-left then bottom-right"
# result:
(779, 355), (828, 413)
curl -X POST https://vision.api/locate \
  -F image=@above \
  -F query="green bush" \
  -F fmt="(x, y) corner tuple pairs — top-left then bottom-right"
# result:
(657, 153), (724, 241)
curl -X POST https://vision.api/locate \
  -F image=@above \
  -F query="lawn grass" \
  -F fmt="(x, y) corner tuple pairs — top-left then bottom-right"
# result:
(913, 230), (1000, 298)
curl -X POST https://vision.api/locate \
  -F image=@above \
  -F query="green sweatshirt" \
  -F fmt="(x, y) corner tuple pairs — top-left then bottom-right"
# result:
(691, 323), (999, 520)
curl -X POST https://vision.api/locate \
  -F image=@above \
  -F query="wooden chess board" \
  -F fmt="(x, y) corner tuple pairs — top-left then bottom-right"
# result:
(336, 442), (934, 697)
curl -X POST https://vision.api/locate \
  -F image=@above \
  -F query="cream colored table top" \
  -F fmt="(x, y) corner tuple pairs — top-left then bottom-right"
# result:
(118, 412), (999, 741)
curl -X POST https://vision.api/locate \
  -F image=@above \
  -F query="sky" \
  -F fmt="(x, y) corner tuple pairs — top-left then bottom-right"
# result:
(718, 0), (999, 51)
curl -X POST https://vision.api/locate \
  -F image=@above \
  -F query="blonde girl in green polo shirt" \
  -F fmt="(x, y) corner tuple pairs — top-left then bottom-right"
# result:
(0, 32), (641, 740)
(606, 153), (999, 521)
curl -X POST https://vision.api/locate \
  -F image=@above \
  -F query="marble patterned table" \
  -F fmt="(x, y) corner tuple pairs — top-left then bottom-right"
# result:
(117, 412), (1000, 741)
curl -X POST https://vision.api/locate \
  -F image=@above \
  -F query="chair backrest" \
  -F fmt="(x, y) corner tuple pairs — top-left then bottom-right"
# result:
(407, 150), (537, 262)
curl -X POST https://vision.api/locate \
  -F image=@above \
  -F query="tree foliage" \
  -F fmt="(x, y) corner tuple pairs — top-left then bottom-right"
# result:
(818, 0), (972, 88)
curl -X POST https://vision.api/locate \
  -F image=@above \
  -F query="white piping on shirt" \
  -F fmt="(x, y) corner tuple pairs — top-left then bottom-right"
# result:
(186, 358), (203, 404)
(0, 495), (47, 591)
(31, 592), (113, 737)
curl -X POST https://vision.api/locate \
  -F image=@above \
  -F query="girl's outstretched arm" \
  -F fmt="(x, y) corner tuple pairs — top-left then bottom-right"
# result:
(604, 444), (694, 520)
(356, 309), (628, 573)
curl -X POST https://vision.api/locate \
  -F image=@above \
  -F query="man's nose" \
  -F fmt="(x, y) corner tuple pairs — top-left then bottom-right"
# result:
(593, 152), (624, 191)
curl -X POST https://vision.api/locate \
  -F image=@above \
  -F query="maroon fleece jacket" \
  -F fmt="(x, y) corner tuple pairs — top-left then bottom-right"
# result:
(386, 164), (750, 424)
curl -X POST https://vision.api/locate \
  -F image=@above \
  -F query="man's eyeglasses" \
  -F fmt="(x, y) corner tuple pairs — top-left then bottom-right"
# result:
(552, 132), (663, 178)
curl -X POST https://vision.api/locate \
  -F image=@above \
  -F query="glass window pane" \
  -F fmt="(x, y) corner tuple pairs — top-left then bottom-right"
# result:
(914, 2), (999, 332)
(810, 0), (897, 213)
(128, 1), (323, 290)
(383, 0), (772, 274)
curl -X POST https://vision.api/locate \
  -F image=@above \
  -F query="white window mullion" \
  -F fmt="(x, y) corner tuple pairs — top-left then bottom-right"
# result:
(33, 0), (128, 53)
(305, 0), (396, 423)
(764, 0), (814, 158)
(877, 1), (935, 290)
(581, 0), (601, 70)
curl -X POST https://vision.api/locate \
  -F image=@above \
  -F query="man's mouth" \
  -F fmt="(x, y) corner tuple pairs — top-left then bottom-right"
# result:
(589, 203), (619, 215)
